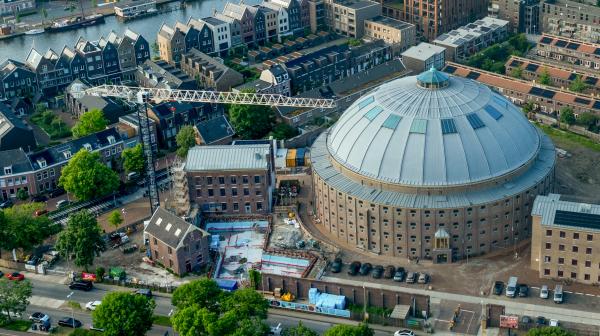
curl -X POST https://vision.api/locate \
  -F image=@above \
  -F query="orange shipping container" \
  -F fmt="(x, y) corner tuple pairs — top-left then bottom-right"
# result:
(286, 149), (297, 167)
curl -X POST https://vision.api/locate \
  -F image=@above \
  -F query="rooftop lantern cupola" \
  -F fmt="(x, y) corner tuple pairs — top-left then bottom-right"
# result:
(416, 66), (450, 89)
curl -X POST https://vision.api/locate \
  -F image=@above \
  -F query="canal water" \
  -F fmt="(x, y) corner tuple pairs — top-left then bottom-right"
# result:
(0, 0), (261, 63)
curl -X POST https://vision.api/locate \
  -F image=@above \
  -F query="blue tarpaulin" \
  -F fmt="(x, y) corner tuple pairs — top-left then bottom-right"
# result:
(216, 279), (238, 291)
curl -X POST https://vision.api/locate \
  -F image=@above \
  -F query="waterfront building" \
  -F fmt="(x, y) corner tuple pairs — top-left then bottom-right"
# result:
(0, 59), (37, 101)
(261, 1), (291, 38)
(114, 0), (157, 19)
(0, 0), (35, 16)
(201, 16), (232, 55)
(187, 18), (216, 55)
(223, 2), (256, 45)
(107, 29), (151, 72)
(157, 23), (186, 64)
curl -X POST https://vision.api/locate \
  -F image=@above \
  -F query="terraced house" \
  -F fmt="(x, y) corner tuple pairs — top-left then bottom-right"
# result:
(158, 24), (186, 65)
(187, 18), (216, 54)
(0, 60), (37, 101)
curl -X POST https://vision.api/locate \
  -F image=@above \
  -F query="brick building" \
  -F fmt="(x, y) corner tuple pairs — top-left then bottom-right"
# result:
(531, 194), (600, 285)
(324, 0), (381, 38)
(540, 0), (600, 43)
(488, 0), (540, 34)
(364, 16), (416, 55)
(180, 48), (244, 91)
(536, 34), (600, 72)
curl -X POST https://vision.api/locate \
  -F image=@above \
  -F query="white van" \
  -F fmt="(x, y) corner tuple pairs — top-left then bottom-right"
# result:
(554, 285), (563, 304)
(540, 285), (549, 299)
(506, 276), (518, 297)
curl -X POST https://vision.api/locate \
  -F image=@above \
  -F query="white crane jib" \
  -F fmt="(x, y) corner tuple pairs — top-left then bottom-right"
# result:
(69, 84), (337, 108)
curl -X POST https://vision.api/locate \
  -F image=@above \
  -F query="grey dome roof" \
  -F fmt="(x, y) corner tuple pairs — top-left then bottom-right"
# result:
(327, 71), (542, 187)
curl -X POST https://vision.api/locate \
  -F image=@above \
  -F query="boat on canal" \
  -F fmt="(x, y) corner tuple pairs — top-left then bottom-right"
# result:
(47, 14), (105, 33)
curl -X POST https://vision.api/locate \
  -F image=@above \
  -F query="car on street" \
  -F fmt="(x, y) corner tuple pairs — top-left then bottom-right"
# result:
(0, 199), (13, 209)
(49, 188), (66, 198)
(393, 267), (406, 282)
(58, 317), (82, 328)
(85, 301), (102, 311)
(406, 272), (417, 284)
(34, 209), (48, 217)
(372, 265), (384, 279)
(540, 285), (549, 299)
(330, 258), (343, 273)
(493, 281), (504, 295)
(135, 288), (153, 298)
(31, 195), (48, 203)
(359, 263), (372, 276)
(6, 272), (24, 281)
(383, 265), (395, 279)
(69, 280), (93, 291)
(417, 273), (429, 284)
(536, 316), (546, 327)
(394, 330), (415, 336)
(347, 261), (360, 276)
(29, 312), (50, 323)
(518, 284), (529, 297)
(549, 319), (559, 327)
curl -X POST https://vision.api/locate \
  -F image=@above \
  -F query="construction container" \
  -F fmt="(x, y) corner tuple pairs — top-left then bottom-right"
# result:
(295, 148), (306, 166)
(286, 149), (297, 167)
(304, 150), (311, 167)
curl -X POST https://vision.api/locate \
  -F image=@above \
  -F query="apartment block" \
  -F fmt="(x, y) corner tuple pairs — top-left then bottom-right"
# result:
(433, 16), (509, 62)
(488, 0), (540, 34)
(0, 0), (34, 15)
(364, 16), (416, 54)
(531, 194), (600, 285)
(135, 59), (198, 90)
(401, 42), (446, 73)
(536, 34), (600, 72)
(541, 0), (600, 43)
(180, 48), (244, 91)
(325, 0), (381, 38)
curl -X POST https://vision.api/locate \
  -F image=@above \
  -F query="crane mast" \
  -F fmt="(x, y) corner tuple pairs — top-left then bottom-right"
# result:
(70, 84), (336, 215)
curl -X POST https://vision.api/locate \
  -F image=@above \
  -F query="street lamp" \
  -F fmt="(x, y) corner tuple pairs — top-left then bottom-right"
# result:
(66, 292), (75, 328)
(167, 309), (175, 336)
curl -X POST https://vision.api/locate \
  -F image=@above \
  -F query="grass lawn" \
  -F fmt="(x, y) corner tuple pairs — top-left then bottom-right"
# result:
(536, 123), (600, 152)
(30, 110), (72, 139)
(153, 315), (172, 327)
(1, 319), (31, 331)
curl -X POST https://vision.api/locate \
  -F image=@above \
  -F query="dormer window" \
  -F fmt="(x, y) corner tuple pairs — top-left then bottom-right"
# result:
(83, 143), (92, 151)
(4, 166), (12, 175)
(107, 135), (116, 144)
(37, 159), (47, 168)
(63, 151), (72, 159)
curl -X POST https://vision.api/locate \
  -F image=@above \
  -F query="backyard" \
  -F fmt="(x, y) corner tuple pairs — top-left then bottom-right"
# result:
(466, 34), (532, 74)
(30, 109), (72, 140)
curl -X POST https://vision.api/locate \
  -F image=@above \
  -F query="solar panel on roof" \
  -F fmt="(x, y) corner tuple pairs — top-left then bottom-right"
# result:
(566, 42), (580, 50)
(529, 87), (545, 97)
(440, 118), (457, 134)
(444, 65), (457, 74)
(568, 73), (578, 81)
(541, 89), (556, 99)
(382, 114), (401, 129)
(585, 77), (598, 85)
(554, 210), (600, 230)
(358, 96), (374, 109)
(410, 119), (427, 134)
(525, 63), (539, 72)
(555, 40), (567, 47)
(466, 113), (485, 129)
(364, 106), (383, 120)
(466, 71), (480, 79)
(595, 48), (600, 56)
(484, 105), (503, 120)
(593, 101), (600, 110)
(509, 60), (523, 67)
(479, 26), (491, 32)
(574, 97), (591, 105)
(540, 37), (553, 44)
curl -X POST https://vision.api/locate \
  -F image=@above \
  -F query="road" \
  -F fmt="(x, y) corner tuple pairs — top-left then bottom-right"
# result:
(28, 279), (394, 336)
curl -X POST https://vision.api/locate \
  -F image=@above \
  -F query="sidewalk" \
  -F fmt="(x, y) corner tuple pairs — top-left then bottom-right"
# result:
(0, 329), (29, 336)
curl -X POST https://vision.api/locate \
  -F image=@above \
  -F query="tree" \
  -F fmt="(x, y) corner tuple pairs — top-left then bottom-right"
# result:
(0, 203), (56, 260)
(269, 123), (298, 140)
(171, 305), (218, 336)
(568, 75), (588, 93)
(510, 67), (523, 79)
(71, 109), (108, 138)
(228, 89), (276, 139)
(248, 269), (261, 290)
(0, 279), (32, 323)
(55, 210), (105, 271)
(16, 188), (29, 201)
(121, 143), (145, 176)
(283, 322), (319, 336)
(522, 101), (536, 116)
(171, 278), (222, 310)
(324, 323), (373, 336)
(559, 107), (576, 126)
(539, 68), (551, 85)
(526, 327), (575, 336)
(576, 112), (599, 131)
(59, 149), (119, 201)
(92, 292), (155, 336)
(176, 125), (196, 158)
(107, 210), (123, 230)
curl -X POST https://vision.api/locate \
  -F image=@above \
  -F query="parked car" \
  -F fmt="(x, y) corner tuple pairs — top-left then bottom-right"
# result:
(518, 284), (529, 297)
(553, 285), (563, 304)
(418, 273), (429, 284)
(493, 281), (504, 295)
(31, 194), (48, 203)
(69, 280), (93, 291)
(135, 289), (153, 298)
(393, 267), (406, 282)
(359, 263), (372, 276)
(347, 261), (361, 276)
(7, 272), (24, 281)
(384, 265), (395, 279)
(372, 265), (384, 279)
(540, 285), (549, 299)
(56, 199), (69, 208)
(406, 272), (417, 284)
(394, 330), (415, 336)
(49, 188), (66, 198)
(0, 199), (13, 209)
(29, 312), (50, 323)
(536, 316), (546, 327)
(58, 317), (82, 328)
(549, 319), (559, 327)
(330, 258), (343, 273)
(85, 301), (102, 311)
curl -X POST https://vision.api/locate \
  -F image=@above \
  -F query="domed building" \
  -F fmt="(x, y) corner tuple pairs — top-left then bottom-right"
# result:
(310, 68), (556, 263)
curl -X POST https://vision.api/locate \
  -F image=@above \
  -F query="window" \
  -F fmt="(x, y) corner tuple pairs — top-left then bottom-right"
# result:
(232, 188), (238, 196)
(545, 242), (551, 249)
(218, 177), (225, 184)
(168, 246), (172, 254)
(257, 202), (263, 210)
(196, 189), (202, 197)
(560, 231), (565, 238)
(254, 175), (260, 183)
(586, 247), (592, 254)
(558, 270), (563, 277)
(544, 256), (551, 262)
(544, 269), (550, 275)
(573, 246), (578, 252)
(233, 202), (239, 211)
(572, 259), (578, 266)
(573, 232), (579, 239)
(242, 176), (249, 184)
(220, 189), (226, 196)
(206, 177), (213, 185)
(571, 272), (577, 279)
(584, 274), (590, 281)
(208, 189), (214, 197)
(244, 188), (249, 196)
(230, 176), (237, 184)
(153, 238), (157, 245)
(585, 260), (591, 267)
(559, 244), (565, 251)
(587, 234), (593, 241)
(221, 202), (227, 211)
(558, 257), (564, 264)
(255, 189), (262, 196)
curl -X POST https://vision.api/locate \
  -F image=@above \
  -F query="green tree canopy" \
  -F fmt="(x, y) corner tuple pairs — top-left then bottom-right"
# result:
(172, 278), (222, 310)
(228, 89), (276, 139)
(176, 125), (197, 158)
(55, 210), (105, 271)
(71, 109), (108, 138)
(121, 143), (145, 176)
(58, 149), (120, 201)
(526, 327), (576, 336)
(559, 107), (576, 125)
(0, 278), (32, 323)
(510, 67), (523, 79)
(171, 305), (218, 336)
(0, 203), (56, 257)
(92, 292), (155, 336)
(283, 322), (319, 336)
(568, 75), (588, 93)
(107, 210), (123, 230)
(577, 112), (599, 131)
(16, 188), (29, 201)
(269, 123), (298, 140)
(324, 323), (374, 336)
(539, 68), (551, 85)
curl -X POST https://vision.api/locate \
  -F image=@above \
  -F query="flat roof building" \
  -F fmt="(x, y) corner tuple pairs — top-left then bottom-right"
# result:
(324, 0), (381, 38)
(401, 42), (446, 73)
(364, 16), (416, 54)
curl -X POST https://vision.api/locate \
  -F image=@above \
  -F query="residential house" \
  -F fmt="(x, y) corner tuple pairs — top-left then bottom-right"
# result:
(488, 0), (540, 34)
(194, 115), (235, 145)
(157, 23), (186, 64)
(261, 1), (291, 38)
(180, 48), (244, 91)
(135, 59), (198, 90)
(75, 37), (105, 80)
(536, 34), (600, 72)
(260, 5), (279, 41)
(147, 101), (209, 148)
(65, 79), (125, 123)
(98, 37), (121, 76)
(223, 3), (255, 45)
(117, 112), (158, 152)
(184, 143), (275, 214)
(215, 13), (243, 48)
(145, 207), (210, 275)
(201, 17), (231, 56)
(247, 5), (267, 45)
(307, 0), (325, 32)
(25, 48), (60, 95)
(0, 148), (36, 201)
(187, 18), (216, 55)
(0, 103), (35, 151)
(0, 60), (37, 100)
(401, 42), (446, 73)
(270, 0), (303, 35)
(175, 22), (200, 53)
(234, 64), (291, 96)
(107, 29), (150, 72)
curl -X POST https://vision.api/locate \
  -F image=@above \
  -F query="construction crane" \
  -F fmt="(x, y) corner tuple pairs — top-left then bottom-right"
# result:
(70, 84), (336, 214)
